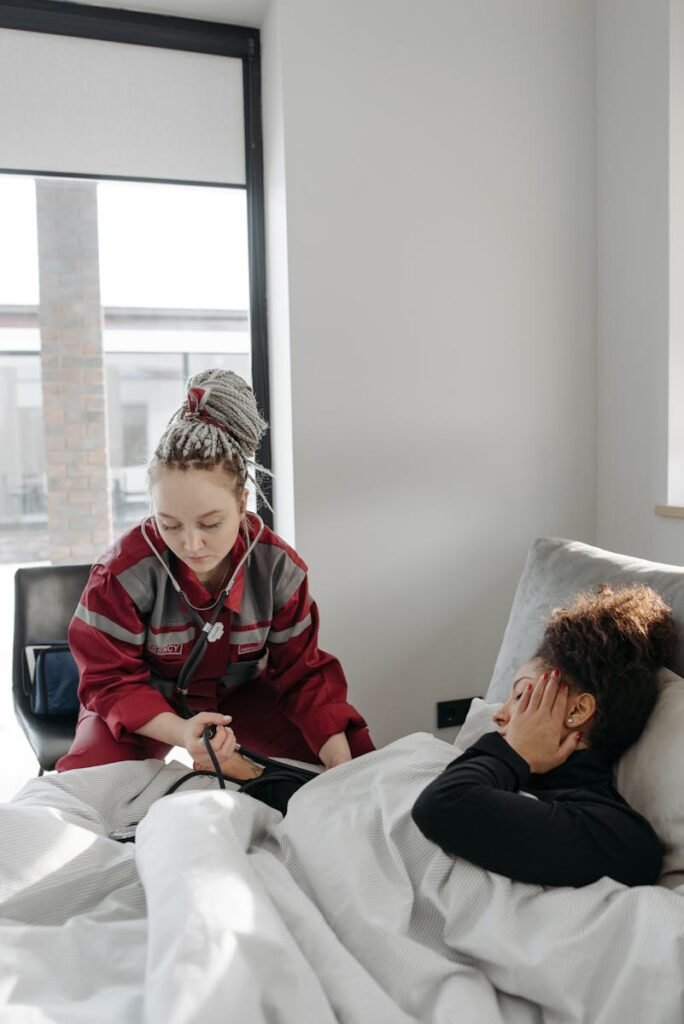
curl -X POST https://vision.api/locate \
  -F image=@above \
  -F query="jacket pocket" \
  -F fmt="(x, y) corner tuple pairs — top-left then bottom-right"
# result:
(221, 651), (268, 689)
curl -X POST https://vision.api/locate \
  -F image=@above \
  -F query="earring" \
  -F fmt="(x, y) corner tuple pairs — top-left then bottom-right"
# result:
(567, 717), (575, 725)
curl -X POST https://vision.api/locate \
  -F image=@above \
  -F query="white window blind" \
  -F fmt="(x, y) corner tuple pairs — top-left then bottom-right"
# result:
(0, 27), (245, 185)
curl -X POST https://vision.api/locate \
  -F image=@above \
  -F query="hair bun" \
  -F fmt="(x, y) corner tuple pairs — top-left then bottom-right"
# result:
(151, 368), (272, 509)
(183, 369), (266, 457)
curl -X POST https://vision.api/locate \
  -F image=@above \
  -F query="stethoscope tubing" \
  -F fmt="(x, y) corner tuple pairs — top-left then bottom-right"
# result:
(140, 513), (265, 616)
(140, 512), (265, 700)
(139, 512), (312, 789)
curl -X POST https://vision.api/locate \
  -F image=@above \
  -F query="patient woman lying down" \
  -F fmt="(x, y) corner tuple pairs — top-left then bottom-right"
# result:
(412, 584), (673, 888)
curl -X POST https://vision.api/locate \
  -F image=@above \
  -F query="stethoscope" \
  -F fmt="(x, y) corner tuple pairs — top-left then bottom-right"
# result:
(140, 513), (265, 713)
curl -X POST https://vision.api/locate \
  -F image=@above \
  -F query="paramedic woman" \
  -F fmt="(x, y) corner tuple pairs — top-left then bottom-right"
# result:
(57, 369), (375, 777)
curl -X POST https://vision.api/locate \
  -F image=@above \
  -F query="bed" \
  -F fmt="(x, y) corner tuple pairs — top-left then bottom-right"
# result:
(2, 537), (684, 1023)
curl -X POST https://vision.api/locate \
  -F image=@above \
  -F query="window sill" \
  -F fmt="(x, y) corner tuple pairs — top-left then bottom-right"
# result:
(655, 505), (684, 518)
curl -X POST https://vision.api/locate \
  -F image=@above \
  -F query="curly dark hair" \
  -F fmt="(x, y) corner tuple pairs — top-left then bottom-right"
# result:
(534, 584), (676, 762)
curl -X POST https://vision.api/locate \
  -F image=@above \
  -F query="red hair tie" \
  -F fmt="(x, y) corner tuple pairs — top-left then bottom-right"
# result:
(187, 387), (207, 414)
(184, 387), (227, 433)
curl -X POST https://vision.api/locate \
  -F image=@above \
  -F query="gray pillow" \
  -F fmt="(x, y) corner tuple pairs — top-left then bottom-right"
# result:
(486, 537), (684, 703)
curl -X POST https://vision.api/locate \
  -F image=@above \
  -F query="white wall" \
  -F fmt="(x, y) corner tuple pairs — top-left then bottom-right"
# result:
(670, 0), (684, 507)
(263, 0), (597, 745)
(261, 2), (296, 547)
(596, 0), (684, 563)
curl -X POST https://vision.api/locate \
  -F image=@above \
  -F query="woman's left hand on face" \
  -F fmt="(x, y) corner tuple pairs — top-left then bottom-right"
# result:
(318, 732), (352, 770)
(504, 670), (582, 774)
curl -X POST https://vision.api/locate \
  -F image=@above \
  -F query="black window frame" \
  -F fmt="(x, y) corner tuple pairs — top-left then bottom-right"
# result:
(0, 0), (272, 524)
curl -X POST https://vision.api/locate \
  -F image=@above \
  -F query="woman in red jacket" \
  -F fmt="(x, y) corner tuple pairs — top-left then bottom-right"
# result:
(57, 369), (374, 777)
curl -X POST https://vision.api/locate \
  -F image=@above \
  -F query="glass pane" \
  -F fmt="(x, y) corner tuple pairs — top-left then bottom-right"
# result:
(103, 328), (250, 356)
(0, 176), (39, 305)
(0, 353), (48, 562)
(186, 351), (252, 385)
(0, 326), (40, 352)
(98, 181), (250, 310)
(106, 353), (184, 532)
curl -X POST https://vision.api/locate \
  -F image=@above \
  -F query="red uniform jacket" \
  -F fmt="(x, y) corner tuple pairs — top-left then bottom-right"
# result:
(68, 513), (369, 757)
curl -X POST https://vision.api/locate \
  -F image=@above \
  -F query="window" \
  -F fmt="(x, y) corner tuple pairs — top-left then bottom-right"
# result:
(0, 3), (269, 565)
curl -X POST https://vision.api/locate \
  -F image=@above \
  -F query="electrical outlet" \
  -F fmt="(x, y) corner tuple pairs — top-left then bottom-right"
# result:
(436, 698), (473, 729)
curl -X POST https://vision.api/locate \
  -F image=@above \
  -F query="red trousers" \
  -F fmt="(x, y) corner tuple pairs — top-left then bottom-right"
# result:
(56, 682), (375, 772)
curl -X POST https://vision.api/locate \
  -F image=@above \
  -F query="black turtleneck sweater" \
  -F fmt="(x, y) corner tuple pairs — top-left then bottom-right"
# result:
(411, 731), (663, 888)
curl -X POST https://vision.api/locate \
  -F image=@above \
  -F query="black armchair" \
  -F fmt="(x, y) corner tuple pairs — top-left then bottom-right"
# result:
(12, 563), (91, 773)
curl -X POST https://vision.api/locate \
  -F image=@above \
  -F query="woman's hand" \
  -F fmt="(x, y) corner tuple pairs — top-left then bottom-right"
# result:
(318, 732), (352, 769)
(181, 711), (237, 770)
(504, 670), (582, 774)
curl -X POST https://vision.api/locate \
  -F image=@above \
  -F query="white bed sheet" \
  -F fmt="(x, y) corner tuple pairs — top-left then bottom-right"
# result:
(2, 734), (683, 1024)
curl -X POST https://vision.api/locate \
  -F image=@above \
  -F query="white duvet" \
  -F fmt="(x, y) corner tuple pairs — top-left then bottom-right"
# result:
(1, 733), (683, 1024)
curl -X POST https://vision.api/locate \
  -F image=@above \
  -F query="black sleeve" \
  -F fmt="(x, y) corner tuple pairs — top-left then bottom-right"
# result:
(411, 732), (663, 887)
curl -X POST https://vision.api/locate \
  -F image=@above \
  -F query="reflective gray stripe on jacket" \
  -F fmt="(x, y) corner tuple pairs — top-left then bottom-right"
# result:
(228, 625), (270, 647)
(248, 543), (305, 613)
(117, 554), (190, 630)
(74, 604), (146, 646)
(227, 612), (312, 649)
(268, 613), (313, 644)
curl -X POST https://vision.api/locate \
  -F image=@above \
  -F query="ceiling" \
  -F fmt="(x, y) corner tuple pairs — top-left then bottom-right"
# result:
(47, 0), (271, 28)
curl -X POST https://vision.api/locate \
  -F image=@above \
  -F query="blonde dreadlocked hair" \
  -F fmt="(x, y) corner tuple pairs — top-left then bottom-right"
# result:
(150, 369), (272, 509)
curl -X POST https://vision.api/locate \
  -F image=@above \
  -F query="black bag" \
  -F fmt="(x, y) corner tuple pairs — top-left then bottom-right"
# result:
(23, 643), (80, 717)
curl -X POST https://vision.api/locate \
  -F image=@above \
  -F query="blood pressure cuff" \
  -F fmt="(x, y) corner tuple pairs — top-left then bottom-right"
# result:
(23, 643), (80, 717)
(239, 770), (312, 815)
(164, 760), (316, 816)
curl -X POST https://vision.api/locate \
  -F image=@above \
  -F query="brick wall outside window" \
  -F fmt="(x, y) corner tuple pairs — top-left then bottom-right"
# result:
(36, 179), (112, 564)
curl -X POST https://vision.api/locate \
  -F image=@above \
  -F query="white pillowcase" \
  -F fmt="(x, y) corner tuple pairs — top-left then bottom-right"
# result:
(453, 697), (500, 753)
(454, 670), (684, 888)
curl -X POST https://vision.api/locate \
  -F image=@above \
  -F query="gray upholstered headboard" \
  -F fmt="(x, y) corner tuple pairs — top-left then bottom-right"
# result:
(485, 537), (684, 704)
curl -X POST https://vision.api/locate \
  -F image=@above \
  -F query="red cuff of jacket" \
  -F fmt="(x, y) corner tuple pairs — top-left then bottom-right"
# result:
(103, 688), (175, 740)
(298, 702), (370, 759)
